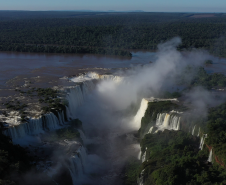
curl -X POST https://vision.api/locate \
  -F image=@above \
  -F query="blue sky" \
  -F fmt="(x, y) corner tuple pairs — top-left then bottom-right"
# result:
(1, 0), (226, 12)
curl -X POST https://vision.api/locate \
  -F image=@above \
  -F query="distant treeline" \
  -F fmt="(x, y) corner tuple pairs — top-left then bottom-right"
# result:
(0, 12), (226, 56)
(0, 43), (132, 57)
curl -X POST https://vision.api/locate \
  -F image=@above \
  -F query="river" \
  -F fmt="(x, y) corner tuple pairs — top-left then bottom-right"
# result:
(1, 50), (226, 97)
(0, 51), (156, 88)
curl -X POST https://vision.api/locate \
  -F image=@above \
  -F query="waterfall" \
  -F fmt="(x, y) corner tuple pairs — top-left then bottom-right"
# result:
(66, 81), (96, 119)
(207, 149), (213, 163)
(25, 117), (43, 135)
(141, 151), (146, 162)
(4, 112), (66, 139)
(67, 146), (87, 185)
(66, 106), (72, 120)
(57, 111), (65, 126)
(155, 112), (180, 131)
(61, 110), (66, 123)
(192, 125), (196, 135)
(4, 73), (120, 140)
(199, 136), (204, 150)
(66, 86), (84, 118)
(68, 156), (83, 185)
(133, 98), (181, 134)
(156, 113), (166, 126)
(82, 81), (95, 96)
(138, 151), (142, 160)
(140, 147), (147, 162)
(4, 117), (43, 139)
(79, 146), (87, 171)
(70, 72), (122, 83)
(199, 134), (207, 150)
(70, 72), (99, 82)
(197, 127), (200, 137)
(137, 169), (145, 185)
(43, 113), (60, 130)
(4, 123), (27, 139)
(148, 126), (153, 134)
(134, 99), (149, 128)
(3, 72), (122, 140)
(99, 75), (123, 83)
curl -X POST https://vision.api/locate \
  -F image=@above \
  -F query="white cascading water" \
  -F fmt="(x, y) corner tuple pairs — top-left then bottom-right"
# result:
(66, 86), (84, 118)
(134, 98), (149, 129)
(43, 113), (60, 130)
(148, 126), (153, 134)
(69, 156), (83, 184)
(138, 151), (142, 160)
(67, 146), (87, 185)
(4, 73), (120, 140)
(70, 72), (99, 82)
(4, 123), (27, 139)
(137, 169), (145, 185)
(199, 134), (207, 150)
(207, 149), (213, 163)
(141, 148), (147, 162)
(197, 127), (200, 137)
(99, 74), (123, 83)
(133, 98), (181, 134)
(70, 72), (122, 84)
(66, 80), (95, 119)
(4, 112), (65, 139)
(156, 113), (166, 126)
(192, 125), (196, 135)
(25, 117), (43, 135)
(155, 112), (180, 131)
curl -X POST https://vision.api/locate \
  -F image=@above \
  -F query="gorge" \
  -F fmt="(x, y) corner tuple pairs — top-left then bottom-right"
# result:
(1, 37), (226, 185)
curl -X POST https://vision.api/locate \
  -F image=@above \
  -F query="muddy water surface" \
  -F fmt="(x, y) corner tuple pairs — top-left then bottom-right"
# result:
(0, 51), (156, 88)
(1, 51), (226, 94)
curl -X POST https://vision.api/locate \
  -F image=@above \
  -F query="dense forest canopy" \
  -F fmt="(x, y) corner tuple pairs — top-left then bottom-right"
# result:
(138, 130), (226, 185)
(0, 12), (226, 56)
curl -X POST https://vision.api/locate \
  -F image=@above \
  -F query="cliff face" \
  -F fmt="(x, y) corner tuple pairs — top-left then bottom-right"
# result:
(206, 144), (226, 168)
(135, 99), (180, 137)
(134, 98), (226, 185)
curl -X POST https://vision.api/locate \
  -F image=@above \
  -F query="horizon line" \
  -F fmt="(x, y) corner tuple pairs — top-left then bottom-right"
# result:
(0, 10), (226, 13)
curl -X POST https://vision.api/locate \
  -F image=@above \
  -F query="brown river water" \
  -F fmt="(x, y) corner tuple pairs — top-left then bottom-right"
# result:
(0, 50), (226, 92)
(0, 51), (156, 89)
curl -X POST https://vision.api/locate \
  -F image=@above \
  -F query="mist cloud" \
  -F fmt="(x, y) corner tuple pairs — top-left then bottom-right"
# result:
(184, 86), (226, 117)
(96, 37), (210, 110)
